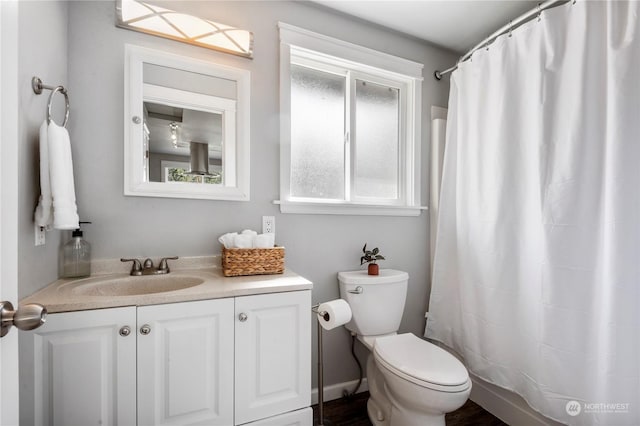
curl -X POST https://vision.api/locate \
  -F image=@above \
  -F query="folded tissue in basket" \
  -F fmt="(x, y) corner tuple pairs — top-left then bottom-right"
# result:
(218, 230), (275, 249)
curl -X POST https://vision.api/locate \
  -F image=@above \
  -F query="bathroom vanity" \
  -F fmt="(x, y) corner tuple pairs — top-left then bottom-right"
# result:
(20, 259), (312, 426)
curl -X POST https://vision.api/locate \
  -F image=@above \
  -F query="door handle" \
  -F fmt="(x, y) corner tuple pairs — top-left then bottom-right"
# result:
(0, 301), (47, 337)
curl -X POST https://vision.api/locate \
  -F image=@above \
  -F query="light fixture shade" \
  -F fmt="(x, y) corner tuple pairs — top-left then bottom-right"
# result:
(116, 0), (253, 59)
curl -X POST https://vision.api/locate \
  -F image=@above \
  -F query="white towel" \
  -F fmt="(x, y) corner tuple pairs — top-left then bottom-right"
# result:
(34, 122), (52, 229)
(254, 233), (275, 248)
(34, 121), (79, 230)
(234, 234), (254, 248)
(218, 232), (238, 249)
(219, 230), (272, 249)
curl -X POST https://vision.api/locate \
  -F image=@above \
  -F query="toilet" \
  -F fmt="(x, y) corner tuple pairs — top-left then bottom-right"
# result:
(339, 269), (471, 426)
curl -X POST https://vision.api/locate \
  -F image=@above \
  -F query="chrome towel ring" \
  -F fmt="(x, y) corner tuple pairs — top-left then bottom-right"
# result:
(46, 86), (69, 127)
(32, 76), (70, 128)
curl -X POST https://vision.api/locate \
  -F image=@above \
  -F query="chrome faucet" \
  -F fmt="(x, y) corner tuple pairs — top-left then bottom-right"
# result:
(121, 256), (178, 276)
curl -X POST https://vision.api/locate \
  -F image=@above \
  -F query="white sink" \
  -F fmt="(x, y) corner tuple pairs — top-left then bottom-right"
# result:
(67, 275), (205, 297)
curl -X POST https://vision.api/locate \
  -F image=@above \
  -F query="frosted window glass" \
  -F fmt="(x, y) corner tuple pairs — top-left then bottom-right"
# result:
(354, 80), (399, 199)
(290, 65), (346, 199)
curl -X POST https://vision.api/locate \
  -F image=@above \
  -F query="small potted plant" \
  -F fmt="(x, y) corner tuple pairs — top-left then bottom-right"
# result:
(360, 243), (385, 275)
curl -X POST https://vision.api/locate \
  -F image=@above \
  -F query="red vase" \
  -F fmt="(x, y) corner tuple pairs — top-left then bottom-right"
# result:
(368, 263), (379, 275)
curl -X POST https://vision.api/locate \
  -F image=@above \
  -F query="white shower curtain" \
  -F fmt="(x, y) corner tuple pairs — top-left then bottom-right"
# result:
(430, 106), (447, 272)
(426, 1), (640, 425)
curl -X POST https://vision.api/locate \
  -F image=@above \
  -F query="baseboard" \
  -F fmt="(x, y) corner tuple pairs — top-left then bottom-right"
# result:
(311, 378), (369, 405)
(470, 375), (564, 426)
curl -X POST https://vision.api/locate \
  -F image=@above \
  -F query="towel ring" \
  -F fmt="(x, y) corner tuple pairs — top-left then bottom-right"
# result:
(47, 86), (70, 128)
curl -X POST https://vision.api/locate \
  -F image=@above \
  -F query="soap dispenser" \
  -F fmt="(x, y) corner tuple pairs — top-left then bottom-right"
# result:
(60, 221), (92, 278)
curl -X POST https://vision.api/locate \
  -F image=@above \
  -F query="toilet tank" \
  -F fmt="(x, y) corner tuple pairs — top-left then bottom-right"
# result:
(338, 269), (409, 337)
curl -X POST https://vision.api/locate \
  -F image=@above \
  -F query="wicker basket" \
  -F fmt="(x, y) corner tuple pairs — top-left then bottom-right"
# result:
(221, 246), (285, 277)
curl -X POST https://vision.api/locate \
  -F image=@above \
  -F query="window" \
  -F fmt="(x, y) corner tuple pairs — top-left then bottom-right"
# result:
(161, 160), (222, 184)
(278, 23), (424, 216)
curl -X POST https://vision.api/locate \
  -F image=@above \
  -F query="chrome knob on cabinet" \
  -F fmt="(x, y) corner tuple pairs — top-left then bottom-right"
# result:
(0, 301), (47, 337)
(132, 116), (141, 124)
(119, 326), (131, 337)
(238, 313), (248, 322)
(140, 324), (151, 335)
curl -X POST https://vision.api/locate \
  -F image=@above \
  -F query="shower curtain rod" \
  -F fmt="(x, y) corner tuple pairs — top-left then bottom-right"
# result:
(434, 0), (568, 80)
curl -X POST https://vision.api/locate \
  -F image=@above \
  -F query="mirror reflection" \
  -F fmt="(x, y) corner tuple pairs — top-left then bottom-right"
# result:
(143, 101), (223, 184)
(125, 44), (250, 201)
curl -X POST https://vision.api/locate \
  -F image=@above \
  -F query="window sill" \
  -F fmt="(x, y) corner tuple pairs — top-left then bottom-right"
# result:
(274, 200), (427, 217)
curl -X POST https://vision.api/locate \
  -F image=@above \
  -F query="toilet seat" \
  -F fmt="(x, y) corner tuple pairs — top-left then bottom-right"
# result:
(373, 333), (471, 393)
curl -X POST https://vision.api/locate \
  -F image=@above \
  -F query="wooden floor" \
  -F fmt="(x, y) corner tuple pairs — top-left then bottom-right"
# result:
(312, 392), (507, 426)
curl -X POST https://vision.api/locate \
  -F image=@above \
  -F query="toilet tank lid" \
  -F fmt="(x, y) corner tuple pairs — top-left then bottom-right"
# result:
(338, 269), (409, 285)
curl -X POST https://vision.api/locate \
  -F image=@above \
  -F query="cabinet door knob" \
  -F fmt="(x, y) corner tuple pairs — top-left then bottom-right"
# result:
(140, 324), (151, 335)
(119, 326), (131, 337)
(238, 313), (248, 322)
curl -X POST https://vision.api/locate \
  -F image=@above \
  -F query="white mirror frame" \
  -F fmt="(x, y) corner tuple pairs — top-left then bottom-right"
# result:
(124, 44), (250, 201)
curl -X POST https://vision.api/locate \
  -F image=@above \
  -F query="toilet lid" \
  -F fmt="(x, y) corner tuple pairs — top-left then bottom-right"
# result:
(373, 334), (469, 388)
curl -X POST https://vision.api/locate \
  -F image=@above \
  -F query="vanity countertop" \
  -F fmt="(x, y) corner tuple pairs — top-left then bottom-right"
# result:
(21, 257), (312, 314)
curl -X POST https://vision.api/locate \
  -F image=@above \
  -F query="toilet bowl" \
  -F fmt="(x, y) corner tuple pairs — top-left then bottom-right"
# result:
(374, 333), (471, 426)
(338, 269), (471, 426)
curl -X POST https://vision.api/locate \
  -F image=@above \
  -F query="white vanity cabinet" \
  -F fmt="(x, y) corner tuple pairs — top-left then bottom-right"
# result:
(22, 306), (138, 426)
(23, 290), (311, 426)
(137, 298), (235, 426)
(235, 291), (311, 425)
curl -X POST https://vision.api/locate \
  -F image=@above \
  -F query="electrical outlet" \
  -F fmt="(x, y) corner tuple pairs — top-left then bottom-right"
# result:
(35, 224), (46, 246)
(262, 216), (275, 234)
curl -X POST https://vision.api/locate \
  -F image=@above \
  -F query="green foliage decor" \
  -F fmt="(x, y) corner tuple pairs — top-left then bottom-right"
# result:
(360, 243), (385, 265)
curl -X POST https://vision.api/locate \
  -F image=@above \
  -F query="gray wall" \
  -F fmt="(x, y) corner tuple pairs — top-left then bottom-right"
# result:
(17, 1), (68, 300)
(19, 1), (457, 390)
(17, 2), (69, 422)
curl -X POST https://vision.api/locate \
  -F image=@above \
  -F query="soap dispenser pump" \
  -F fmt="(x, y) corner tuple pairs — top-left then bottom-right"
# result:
(60, 221), (92, 279)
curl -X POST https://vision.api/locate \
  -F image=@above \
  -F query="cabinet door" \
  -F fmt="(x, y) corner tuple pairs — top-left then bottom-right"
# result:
(137, 298), (234, 426)
(22, 307), (137, 426)
(235, 290), (311, 425)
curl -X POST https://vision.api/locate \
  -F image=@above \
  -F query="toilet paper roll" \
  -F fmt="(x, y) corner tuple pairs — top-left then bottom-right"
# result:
(317, 299), (352, 331)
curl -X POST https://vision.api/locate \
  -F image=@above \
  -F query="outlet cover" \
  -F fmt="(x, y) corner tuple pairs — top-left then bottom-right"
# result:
(35, 224), (46, 246)
(262, 216), (275, 234)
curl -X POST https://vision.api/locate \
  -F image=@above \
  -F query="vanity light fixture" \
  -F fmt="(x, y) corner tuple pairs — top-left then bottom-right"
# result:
(168, 122), (179, 148)
(116, 0), (253, 59)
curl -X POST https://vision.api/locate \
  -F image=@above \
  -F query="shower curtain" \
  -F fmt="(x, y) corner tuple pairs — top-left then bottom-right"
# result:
(429, 106), (447, 271)
(426, 1), (640, 425)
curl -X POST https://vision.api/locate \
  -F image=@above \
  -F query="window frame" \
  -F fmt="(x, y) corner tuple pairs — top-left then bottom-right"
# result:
(349, 72), (406, 206)
(278, 23), (424, 216)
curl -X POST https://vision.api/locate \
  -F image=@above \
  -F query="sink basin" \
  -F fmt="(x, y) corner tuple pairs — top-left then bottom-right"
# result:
(68, 275), (205, 297)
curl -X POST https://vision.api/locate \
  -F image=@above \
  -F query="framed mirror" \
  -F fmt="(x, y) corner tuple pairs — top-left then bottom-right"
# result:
(124, 44), (250, 200)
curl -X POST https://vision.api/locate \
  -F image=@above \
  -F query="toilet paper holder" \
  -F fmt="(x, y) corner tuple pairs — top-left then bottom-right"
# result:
(312, 299), (353, 425)
(312, 304), (329, 320)
(312, 304), (329, 426)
